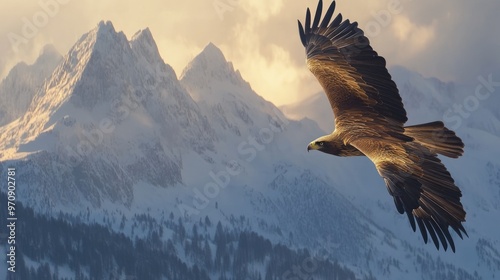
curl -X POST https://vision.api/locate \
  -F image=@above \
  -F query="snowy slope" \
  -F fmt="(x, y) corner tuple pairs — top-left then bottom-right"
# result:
(0, 22), (498, 279)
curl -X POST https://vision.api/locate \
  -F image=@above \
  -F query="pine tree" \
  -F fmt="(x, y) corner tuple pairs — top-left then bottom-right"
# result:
(203, 239), (213, 271)
(205, 216), (212, 228)
(178, 218), (186, 241)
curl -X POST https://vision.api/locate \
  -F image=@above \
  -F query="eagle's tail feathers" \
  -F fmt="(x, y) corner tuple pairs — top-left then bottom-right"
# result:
(405, 121), (464, 158)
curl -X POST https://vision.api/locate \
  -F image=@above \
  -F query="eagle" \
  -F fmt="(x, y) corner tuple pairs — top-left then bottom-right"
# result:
(299, 0), (467, 252)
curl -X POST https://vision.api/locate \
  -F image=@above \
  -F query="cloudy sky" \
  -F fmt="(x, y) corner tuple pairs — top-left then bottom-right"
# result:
(1, 0), (498, 106)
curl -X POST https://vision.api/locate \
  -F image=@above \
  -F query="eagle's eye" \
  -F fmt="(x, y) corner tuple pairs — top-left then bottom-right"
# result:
(318, 141), (324, 146)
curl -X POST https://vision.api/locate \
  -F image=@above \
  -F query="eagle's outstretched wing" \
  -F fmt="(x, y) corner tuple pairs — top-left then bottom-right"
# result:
(298, 0), (407, 137)
(299, 0), (467, 251)
(351, 138), (467, 252)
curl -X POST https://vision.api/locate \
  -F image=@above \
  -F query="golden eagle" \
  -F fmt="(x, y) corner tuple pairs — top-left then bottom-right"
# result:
(299, 0), (467, 252)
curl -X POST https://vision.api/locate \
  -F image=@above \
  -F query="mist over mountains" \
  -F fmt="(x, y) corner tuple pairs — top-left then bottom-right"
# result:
(0, 21), (499, 279)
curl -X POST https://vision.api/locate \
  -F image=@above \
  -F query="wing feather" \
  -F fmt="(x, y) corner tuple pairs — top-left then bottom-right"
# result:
(329, 12), (343, 29)
(305, 8), (311, 34)
(298, 0), (408, 136)
(312, 0), (323, 29)
(351, 139), (467, 252)
(320, 1), (336, 28)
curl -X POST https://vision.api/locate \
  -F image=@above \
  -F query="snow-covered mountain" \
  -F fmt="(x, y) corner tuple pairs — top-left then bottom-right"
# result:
(0, 21), (216, 210)
(1, 21), (499, 279)
(0, 44), (61, 126)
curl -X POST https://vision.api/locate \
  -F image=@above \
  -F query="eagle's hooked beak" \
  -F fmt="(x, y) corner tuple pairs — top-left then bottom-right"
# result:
(307, 142), (318, 152)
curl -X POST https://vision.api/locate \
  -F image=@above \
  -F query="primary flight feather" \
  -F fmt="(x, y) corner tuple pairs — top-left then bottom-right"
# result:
(299, 0), (467, 252)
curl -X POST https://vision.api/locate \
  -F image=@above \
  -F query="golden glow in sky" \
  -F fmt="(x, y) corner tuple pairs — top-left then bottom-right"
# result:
(0, 0), (498, 106)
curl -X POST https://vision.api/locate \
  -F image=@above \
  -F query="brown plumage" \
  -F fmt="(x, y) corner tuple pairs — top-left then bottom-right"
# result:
(300, 0), (467, 252)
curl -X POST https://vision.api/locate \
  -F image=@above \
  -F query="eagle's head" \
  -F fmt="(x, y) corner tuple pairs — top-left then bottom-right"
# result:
(307, 135), (336, 154)
(307, 136), (363, 157)
(307, 140), (327, 152)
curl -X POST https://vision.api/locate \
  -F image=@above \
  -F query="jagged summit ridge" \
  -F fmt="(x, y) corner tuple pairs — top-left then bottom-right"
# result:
(198, 42), (228, 68)
(129, 27), (178, 81)
(94, 20), (127, 45)
(130, 28), (156, 49)
(180, 43), (247, 91)
(179, 42), (286, 140)
(130, 28), (163, 65)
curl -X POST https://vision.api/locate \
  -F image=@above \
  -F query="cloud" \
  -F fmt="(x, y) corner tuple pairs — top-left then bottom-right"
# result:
(0, 0), (498, 106)
(389, 0), (500, 83)
(241, 0), (285, 21)
(392, 15), (435, 54)
(214, 0), (322, 105)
